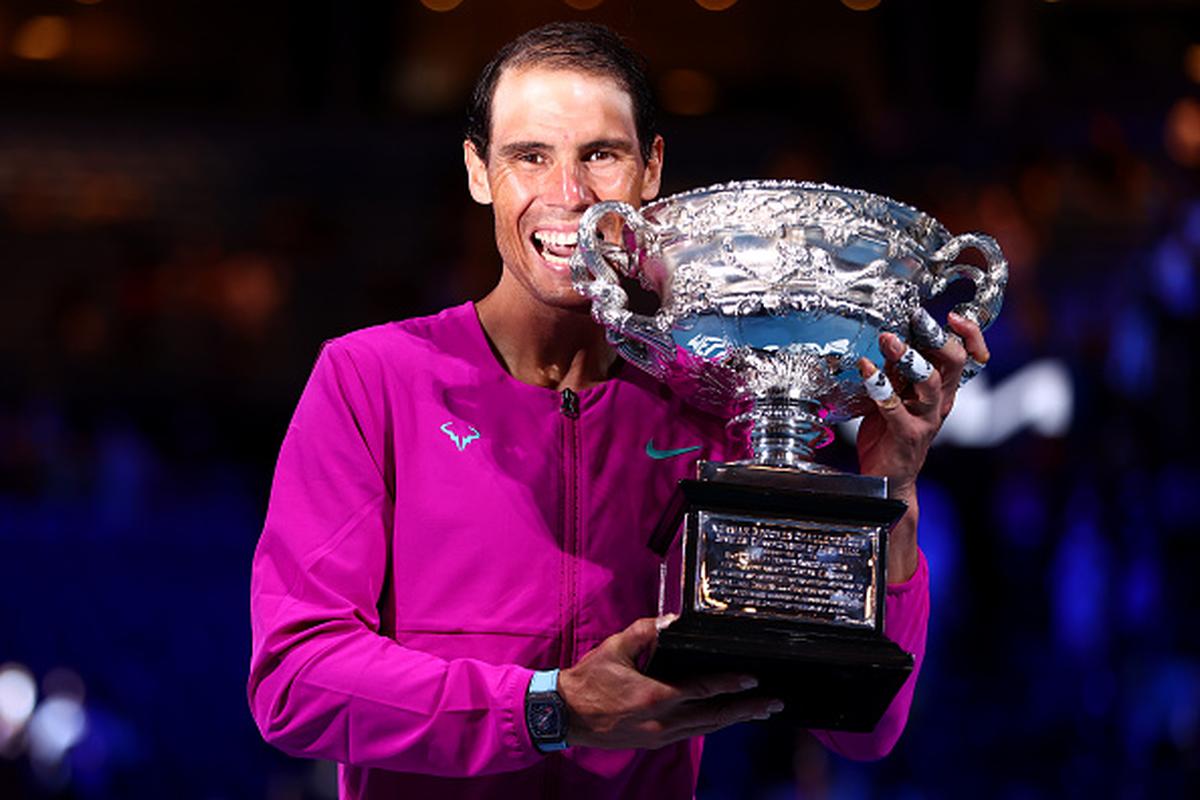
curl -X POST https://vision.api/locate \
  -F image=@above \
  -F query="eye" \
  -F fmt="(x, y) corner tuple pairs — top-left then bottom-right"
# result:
(517, 151), (546, 165)
(585, 150), (614, 163)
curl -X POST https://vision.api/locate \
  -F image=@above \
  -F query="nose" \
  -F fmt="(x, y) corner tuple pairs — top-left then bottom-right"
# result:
(549, 159), (595, 208)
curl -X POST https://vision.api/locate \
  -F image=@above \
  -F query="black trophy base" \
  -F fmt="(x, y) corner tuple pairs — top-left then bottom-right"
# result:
(644, 463), (914, 732)
(647, 616), (913, 732)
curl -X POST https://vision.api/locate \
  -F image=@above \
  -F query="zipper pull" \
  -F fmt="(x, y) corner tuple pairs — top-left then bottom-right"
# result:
(560, 388), (579, 419)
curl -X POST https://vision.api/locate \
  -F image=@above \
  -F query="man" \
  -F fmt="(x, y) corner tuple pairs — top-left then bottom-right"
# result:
(248, 21), (990, 799)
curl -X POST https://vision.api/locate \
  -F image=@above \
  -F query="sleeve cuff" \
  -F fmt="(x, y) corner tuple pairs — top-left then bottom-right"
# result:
(503, 666), (538, 757)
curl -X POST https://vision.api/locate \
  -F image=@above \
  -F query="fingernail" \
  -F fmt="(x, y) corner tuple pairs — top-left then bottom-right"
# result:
(767, 701), (785, 714)
(740, 677), (758, 690)
(948, 311), (964, 324)
(880, 332), (903, 357)
(753, 712), (771, 721)
(897, 346), (933, 383)
(655, 613), (678, 631)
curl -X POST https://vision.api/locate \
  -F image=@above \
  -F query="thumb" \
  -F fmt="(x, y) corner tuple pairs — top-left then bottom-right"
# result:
(612, 615), (672, 664)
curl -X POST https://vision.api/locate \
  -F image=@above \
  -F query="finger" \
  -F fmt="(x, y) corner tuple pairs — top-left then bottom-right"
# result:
(611, 617), (663, 664)
(948, 312), (990, 387)
(910, 307), (949, 351)
(633, 613), (677, 670)
(911, 311), (967, 373)
(879, 334), (942, 420)
(859, 357), (903, 413)
(948, 312), (989, 387)
(623, 672), (755, 713)
(896, 343), (935, 384)
(659, 697), (785, 743)
(674, 672), (760, 702)
(957, 355), (986, 386)
(947, 312), (990, 364)
(908, 312), (968, 411)
(880, 332), (934, 384)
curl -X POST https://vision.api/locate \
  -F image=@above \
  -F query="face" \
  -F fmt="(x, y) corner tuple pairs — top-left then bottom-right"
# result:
(464, 66), (663, 310)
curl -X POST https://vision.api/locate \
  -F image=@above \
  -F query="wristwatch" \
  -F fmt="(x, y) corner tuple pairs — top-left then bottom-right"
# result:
(525, 669), (569, 752)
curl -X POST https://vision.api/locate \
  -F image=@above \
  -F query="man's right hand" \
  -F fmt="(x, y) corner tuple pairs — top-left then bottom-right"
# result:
(556, 616), (783, 750)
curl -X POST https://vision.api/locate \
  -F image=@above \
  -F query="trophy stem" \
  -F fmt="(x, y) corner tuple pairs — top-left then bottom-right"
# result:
(746, 396), (832, 468)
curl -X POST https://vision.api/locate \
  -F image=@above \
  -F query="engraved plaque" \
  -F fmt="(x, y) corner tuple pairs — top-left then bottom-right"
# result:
(643, 470), (914, 732)
(694, 510), (878, 629)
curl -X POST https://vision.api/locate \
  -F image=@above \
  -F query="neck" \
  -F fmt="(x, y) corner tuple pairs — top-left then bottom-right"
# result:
(475, 276), (617, 392)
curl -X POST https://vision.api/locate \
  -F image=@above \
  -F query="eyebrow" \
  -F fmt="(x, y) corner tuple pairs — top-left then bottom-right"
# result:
(496, 141), (550, 159)
(580, 138), (637, 154)
(495, 138), (638, 159)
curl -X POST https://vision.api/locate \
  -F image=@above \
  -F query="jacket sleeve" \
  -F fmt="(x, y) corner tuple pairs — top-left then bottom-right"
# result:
(247, 340), (542, 777)
(809, 549), (930, 761)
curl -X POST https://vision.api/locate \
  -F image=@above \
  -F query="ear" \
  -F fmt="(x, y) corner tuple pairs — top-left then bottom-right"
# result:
(640, 135), (665, 202)
(463, 140), (493, 205)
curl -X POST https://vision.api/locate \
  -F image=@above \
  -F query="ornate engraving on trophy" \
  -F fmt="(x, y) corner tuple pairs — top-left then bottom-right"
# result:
(571, 180), (1008, 456)
(694, 511), (878, 628)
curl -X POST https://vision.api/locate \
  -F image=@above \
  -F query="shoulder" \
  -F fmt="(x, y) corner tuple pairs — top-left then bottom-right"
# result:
(291, 304), (479, 434)
(318, 302), (477, 374)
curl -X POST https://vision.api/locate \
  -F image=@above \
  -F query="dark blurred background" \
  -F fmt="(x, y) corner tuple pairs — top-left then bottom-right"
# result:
(1, 0), (1198, 797)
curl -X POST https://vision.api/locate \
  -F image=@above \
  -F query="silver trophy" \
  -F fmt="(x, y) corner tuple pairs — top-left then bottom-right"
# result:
(571, 180), (1006, 731)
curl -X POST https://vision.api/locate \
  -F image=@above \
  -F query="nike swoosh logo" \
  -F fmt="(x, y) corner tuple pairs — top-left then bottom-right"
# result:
(645, 439), (702, 460)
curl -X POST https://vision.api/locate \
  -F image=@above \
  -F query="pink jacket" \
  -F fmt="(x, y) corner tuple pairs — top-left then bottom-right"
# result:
(248, 303), (929, 799)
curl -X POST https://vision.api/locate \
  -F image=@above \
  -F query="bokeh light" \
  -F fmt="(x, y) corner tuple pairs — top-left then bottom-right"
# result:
(0, 663), (38, 741)
(563, 0), (605, 9)
(1165, 97), (1200, 166)
(933, 360), (1073, 447)
(840, 0), (882, 11)
(695, 0), (739, 11)
(12, 16), (71, 61)
(28, 695), (87, 767)
(658, 68), (718, 116)
(1186, 44), (1200, 83)
(419, 0), (464, 12)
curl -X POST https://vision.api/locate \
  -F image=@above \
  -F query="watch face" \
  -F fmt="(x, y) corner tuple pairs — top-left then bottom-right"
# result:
(527, 693), (565, 741)
(530, 702), (561, 737)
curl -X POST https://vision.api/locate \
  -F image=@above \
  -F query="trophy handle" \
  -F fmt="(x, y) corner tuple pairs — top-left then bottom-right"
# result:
(572, 200), (675, 375)
(925, 233), (1008, 331)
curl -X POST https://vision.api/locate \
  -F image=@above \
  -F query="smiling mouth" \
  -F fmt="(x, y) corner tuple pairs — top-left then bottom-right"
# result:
(532, 229), (579, 268)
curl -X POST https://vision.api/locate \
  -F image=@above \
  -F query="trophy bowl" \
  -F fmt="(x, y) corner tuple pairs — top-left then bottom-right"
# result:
(571, 179), (1007, 471)
(571, 181), (1007, 732)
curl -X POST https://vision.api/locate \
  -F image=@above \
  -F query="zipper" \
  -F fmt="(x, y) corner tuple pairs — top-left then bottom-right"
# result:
(558, 388), (580, 673)
(560, 387), (579, 419)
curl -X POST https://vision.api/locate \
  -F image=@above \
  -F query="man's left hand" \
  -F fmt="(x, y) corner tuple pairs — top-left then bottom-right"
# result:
(854, 311), (991, 581)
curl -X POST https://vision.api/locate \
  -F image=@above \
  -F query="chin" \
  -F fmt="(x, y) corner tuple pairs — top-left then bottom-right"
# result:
(533, 284), (593, 312)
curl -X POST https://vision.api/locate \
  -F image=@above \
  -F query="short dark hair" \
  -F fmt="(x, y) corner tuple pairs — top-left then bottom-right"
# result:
(465, 22), (658, 164)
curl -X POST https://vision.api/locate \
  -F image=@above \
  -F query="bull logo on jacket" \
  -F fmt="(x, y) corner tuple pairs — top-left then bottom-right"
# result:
(440, 421), (481, 452)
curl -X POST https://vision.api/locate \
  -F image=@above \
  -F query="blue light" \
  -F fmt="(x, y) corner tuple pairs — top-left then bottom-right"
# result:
(1052, 488), (1111, 656)
(1120, 554), (1161, 629)
(1105, 307), (1154, 398)
(916, 481), (960, 617)
(1152, 240), (1197, 317)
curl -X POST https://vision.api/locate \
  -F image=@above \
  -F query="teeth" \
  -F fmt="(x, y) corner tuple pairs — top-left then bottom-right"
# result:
(542, 250), (571, 266)
(534, 230), (578, 247)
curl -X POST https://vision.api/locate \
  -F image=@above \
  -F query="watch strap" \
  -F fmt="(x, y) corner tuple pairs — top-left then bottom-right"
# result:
(530, 668), (559, 694)
(526, 669), (569, 753)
